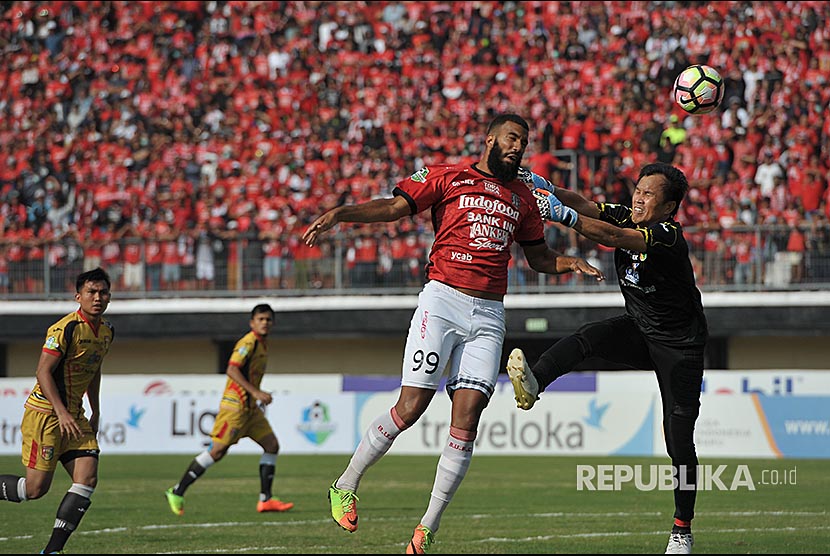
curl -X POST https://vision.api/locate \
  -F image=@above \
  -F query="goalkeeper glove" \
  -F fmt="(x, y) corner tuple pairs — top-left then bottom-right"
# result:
(532, 188), (579, 227)
(518, 168), (555, 191)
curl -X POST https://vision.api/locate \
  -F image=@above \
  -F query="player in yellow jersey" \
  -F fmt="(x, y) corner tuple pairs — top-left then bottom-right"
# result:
(0, 267), (114, 554)
(164, 304), (294, 515)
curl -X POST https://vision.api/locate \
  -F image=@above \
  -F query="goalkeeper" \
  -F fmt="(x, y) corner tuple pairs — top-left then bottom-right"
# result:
(511, 162), (707, 556)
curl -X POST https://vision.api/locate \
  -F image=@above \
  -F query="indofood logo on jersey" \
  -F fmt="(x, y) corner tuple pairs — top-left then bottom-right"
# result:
(458, 195), (520, 219)
(297, 401), (337, 445)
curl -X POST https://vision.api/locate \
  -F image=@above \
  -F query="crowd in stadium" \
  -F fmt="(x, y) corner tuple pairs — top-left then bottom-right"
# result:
(0, 1), (829, 293)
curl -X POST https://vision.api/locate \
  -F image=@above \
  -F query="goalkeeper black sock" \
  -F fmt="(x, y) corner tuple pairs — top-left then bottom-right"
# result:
(672, 518), (692, 533)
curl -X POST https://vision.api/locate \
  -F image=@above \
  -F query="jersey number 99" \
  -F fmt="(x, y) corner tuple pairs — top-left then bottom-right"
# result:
(412, 350), (441, 374)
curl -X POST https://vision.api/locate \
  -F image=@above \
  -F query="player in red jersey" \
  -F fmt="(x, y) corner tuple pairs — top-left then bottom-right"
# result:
(303, 114), (604, 553)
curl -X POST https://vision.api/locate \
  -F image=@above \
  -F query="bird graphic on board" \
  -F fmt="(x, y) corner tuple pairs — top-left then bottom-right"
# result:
(126, 405), (146, 428)
(583, 398), (610, 430)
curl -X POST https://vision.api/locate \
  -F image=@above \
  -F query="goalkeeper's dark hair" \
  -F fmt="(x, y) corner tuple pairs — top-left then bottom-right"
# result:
(76, 267), (111, 292)
(251, 304), (275, 318)
(487, 114), (529, 135)
(638, 163), (689, 218)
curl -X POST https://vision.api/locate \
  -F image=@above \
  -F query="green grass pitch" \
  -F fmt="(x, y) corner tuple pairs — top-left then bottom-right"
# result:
(1, 454), (826, 553)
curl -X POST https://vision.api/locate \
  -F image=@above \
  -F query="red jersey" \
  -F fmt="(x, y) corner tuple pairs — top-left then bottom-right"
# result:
(393, 164), (545, 295)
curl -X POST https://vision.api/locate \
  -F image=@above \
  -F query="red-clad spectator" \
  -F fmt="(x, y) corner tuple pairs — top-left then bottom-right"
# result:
(159, 222), (183, 290)
(291, 234), (321, 290)
(1, 0), (828, 294)
(560, 116), (584, 151)
(794, 163), (826, 216)
(78, 221), (105, 273)
(1, 191), (27, 225)
(347, 233), (379, 288)
(0, 243), (8, 293)
(732, 235), (755, 285)
(122, 225), (145, 292)
(144, 222), (164, 292)
(100, 223), (123, 289)
(786, 223), (807, 283)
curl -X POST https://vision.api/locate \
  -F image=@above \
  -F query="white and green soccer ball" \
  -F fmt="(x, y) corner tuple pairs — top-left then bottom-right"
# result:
(672, 64), (725, 115)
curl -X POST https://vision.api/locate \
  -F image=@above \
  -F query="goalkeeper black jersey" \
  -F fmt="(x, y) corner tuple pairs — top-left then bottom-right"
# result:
(597, 202), (708, 346)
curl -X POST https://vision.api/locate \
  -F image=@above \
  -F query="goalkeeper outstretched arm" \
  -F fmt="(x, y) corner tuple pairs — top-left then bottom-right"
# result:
(549, 184), (601, 219)
(521, 168), (599, 219)
(525, 169), (646, 252)
(572, 215), (648, 253)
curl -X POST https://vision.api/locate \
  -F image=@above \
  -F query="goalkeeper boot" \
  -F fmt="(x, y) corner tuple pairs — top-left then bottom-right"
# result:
(328, 481), (359, 532)
(507, 347), (539, 410)
(405, 524), (435, 554)
(164, 487), (185, 516)
(257, 498), (294, 512)
(665, 531), (694, 554)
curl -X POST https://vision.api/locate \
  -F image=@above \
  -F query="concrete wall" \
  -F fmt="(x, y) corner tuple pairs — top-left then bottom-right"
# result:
(5, 337), (407, 377)
(727, 336), (830, 370)
(5, 334), (829, 378)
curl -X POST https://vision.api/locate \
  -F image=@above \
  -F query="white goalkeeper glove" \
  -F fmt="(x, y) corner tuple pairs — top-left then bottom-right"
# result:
(532, 187), (579, 227)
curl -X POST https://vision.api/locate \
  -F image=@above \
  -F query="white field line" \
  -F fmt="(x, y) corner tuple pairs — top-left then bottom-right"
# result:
(2, 510), (827, 552)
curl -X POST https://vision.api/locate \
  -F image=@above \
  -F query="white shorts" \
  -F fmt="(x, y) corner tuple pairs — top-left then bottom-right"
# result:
(400, 280), (506, 399)
(196, 259), (215, 281)
(123, 262), (144, 288)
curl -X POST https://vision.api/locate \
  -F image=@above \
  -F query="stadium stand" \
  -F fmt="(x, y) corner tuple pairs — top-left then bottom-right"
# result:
(0, 1), (828, 296)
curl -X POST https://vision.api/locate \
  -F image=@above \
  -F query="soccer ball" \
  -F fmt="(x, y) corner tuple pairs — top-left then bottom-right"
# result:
(672, 65), (725, 115)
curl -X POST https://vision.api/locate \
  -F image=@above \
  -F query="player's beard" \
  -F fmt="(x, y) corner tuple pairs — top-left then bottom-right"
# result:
(488, 142), (521, 182)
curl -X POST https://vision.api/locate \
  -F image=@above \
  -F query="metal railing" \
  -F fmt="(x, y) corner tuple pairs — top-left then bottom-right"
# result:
(1, 223), (829, 299)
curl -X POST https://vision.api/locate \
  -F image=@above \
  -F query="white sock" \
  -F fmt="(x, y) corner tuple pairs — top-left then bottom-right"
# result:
(18, 477), (27, 502)
(195, 450), (215, 469)
(421, 427), (476, 533)
(68, 482), (95, 498)
(337, 408), (407, 491)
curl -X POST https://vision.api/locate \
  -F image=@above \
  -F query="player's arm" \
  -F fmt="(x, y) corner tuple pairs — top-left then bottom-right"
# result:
(303, 196), (412, 246)
(522, 242), (605, 281)
(550, 185), (601, 219)
(226, 363), (273, 407)
(86, 368), (102, 433)
(572, 214), (648, 253)
(34, 350), (83, 439)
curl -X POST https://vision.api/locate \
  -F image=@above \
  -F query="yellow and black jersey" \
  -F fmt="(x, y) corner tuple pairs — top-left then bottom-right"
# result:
(219, 331), (268, 411)
(24, 310), (115, 417)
